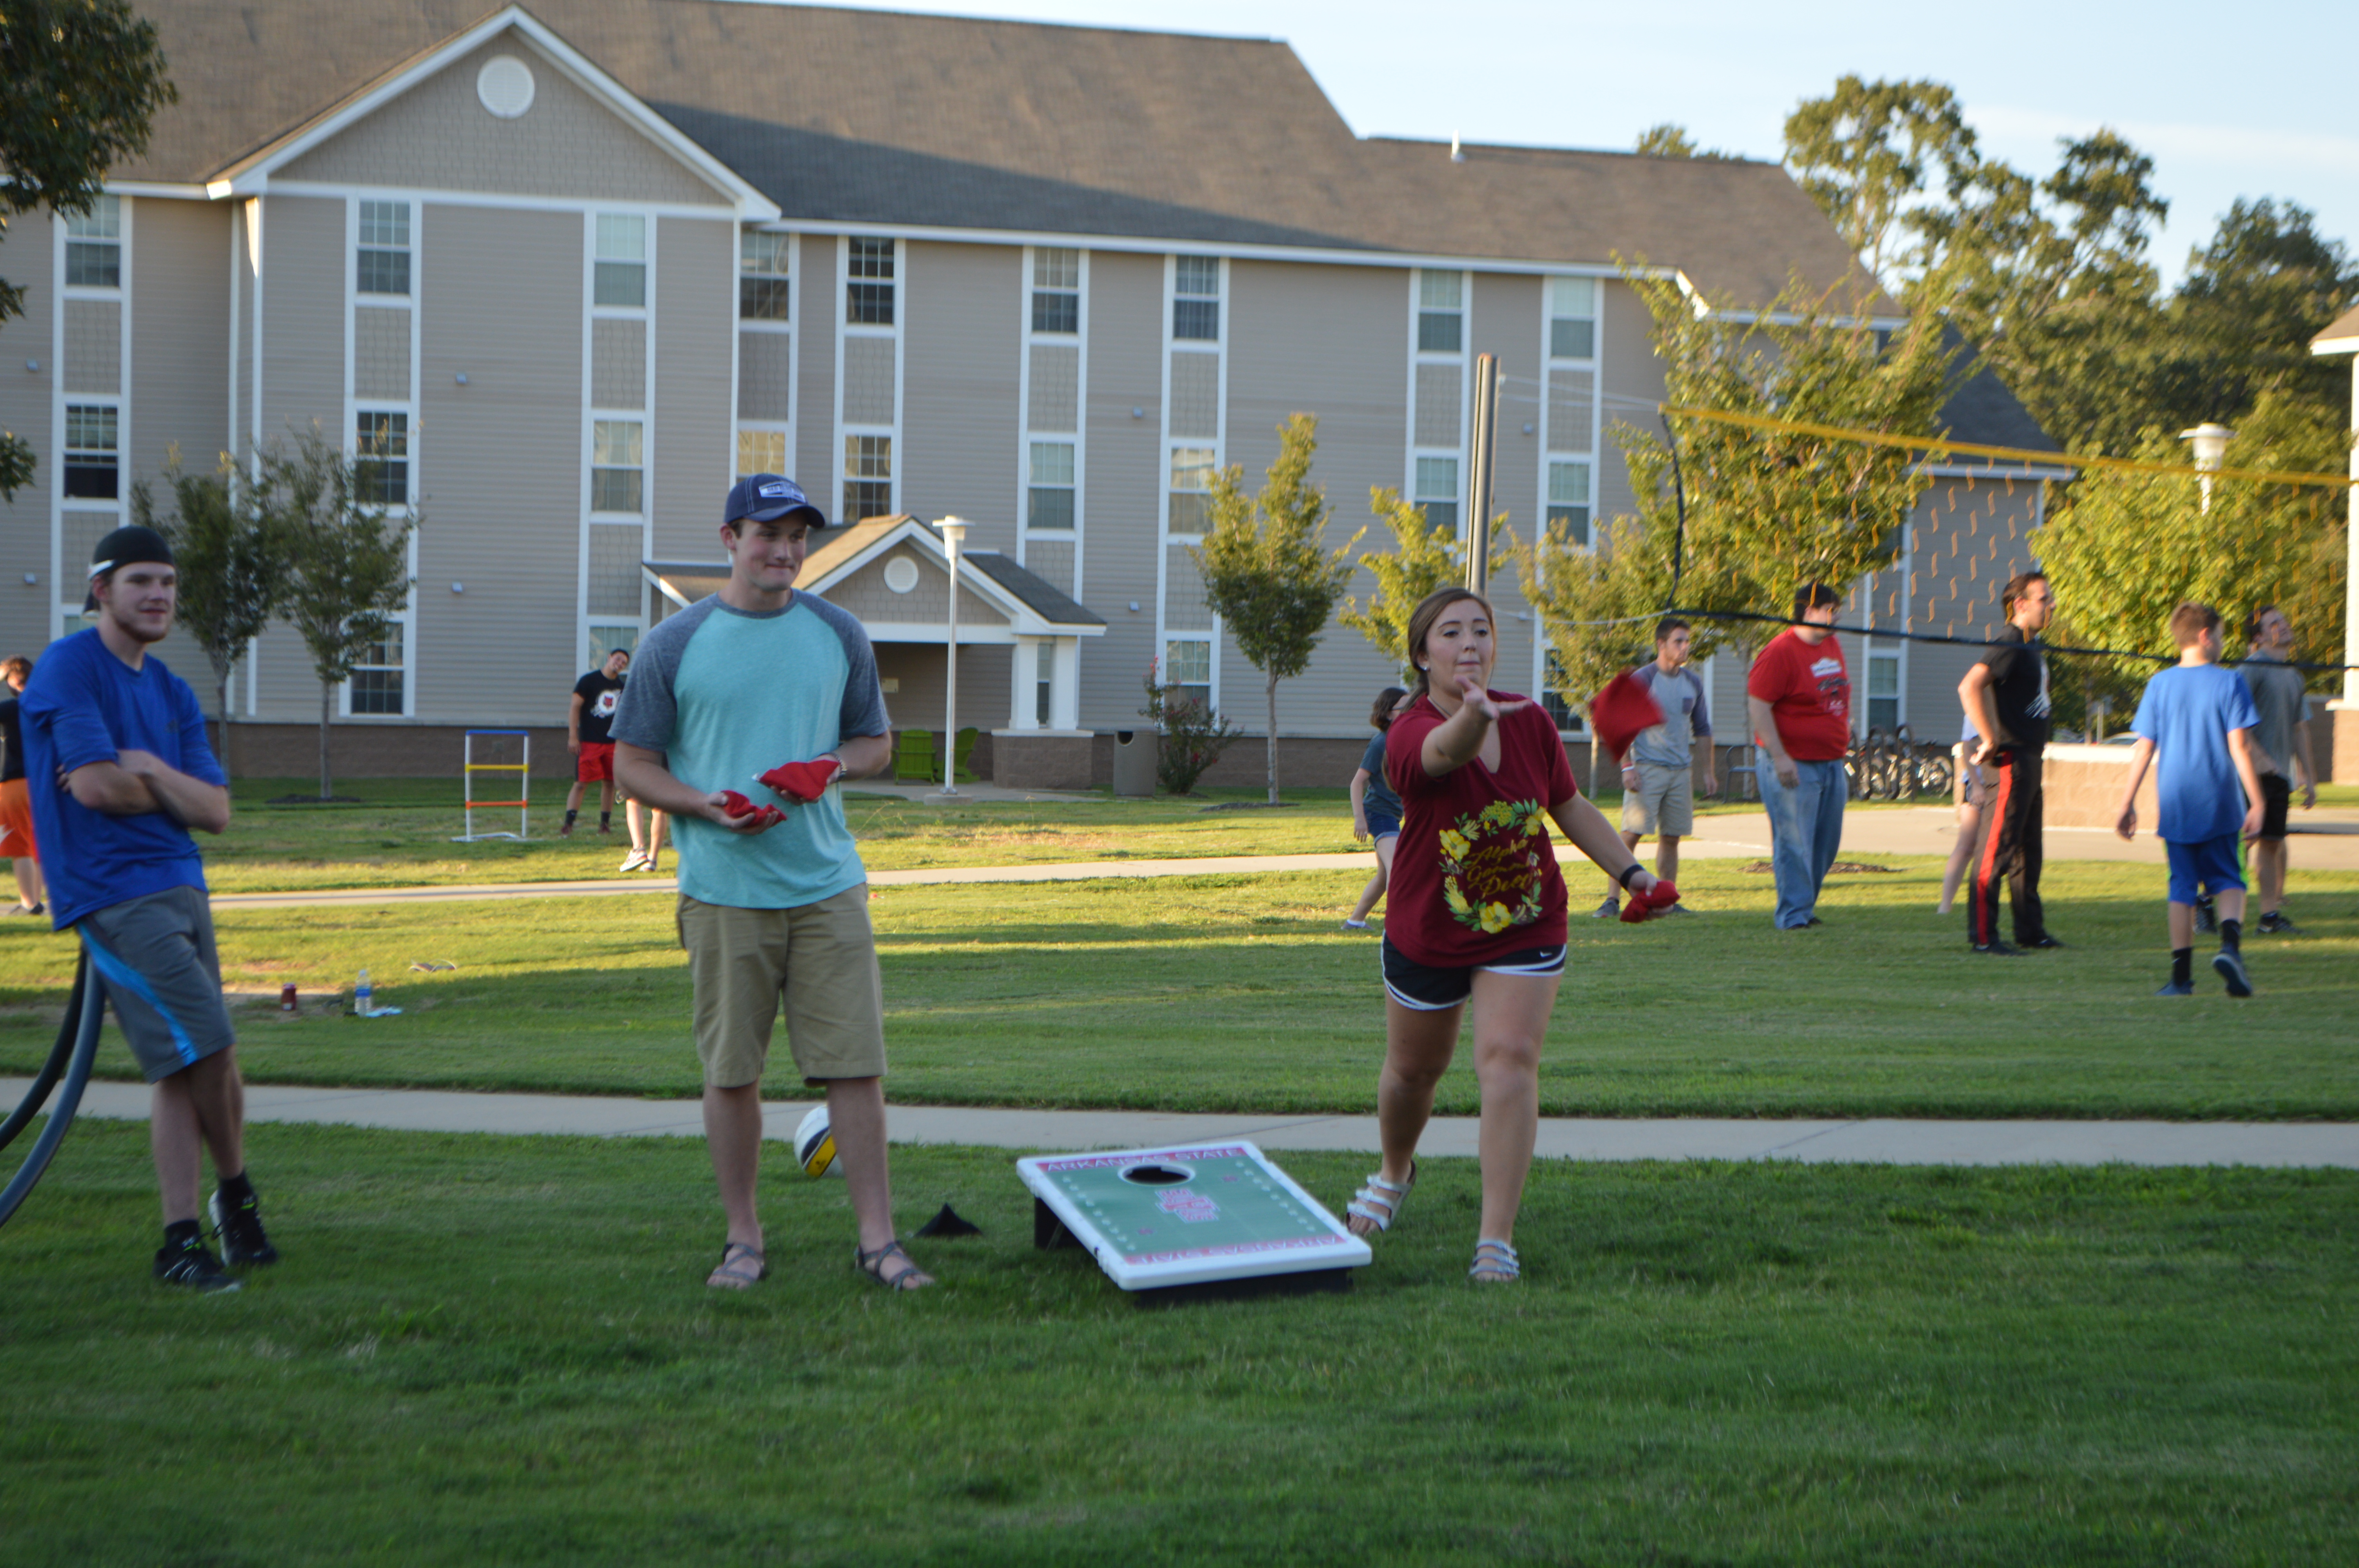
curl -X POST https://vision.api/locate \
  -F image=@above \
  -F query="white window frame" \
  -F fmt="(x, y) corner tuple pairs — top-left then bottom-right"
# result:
(1534, 274), (1604, 556)
(1017, 245), (1089, 602)
(733, 227), (796, 492)
(1407, 267), (1470, 540)
(1158, 254), (1228, 714)
(834, 236), (903, 523)
(580, 209), (656, 673)
(355, 198), (412, 299)
(62, 194), (124, 292)
(53, 195), (133, 641)
(337, 193), (423, 717)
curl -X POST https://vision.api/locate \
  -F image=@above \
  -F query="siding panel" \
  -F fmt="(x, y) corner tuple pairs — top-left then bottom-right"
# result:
(1027, 341), (1078, 432)
(841, 336), (895, 426)
(64, 301), (121, 395)
(795, 236), (838, 496)
(900, 240), (1020, 546)
(1077, 251), (1162, 728)
(591, 318), (645, 410)
(1168, 352), (1218, 439)
(738, 330), (791, 421)
(354, 305), (411, 401)
(651, 215), (734, 562)
(0, 216), (53, 655)
(1414, 361), (1460, 446)
(127, 197), (232, 484)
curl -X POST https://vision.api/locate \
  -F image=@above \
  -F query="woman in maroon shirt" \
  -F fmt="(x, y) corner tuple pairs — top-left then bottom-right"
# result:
(1345, 588), (1662, 1281)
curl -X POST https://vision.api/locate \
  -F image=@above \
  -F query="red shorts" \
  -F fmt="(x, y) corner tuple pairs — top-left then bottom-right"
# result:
(0, 777), (35, 860)
(576, 742), (616, 783)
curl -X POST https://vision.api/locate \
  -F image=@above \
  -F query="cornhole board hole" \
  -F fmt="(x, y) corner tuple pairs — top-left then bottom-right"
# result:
(1018, 1141), (1372, 1298)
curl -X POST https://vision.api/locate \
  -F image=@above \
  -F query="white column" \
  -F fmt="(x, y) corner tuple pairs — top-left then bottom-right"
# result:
(2344, 356), (2358, 708)
(1049, 637), (1081, 731)
(1008, 636), (1042, 731)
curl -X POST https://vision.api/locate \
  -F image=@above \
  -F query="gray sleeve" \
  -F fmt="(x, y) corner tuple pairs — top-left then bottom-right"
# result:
(804, 595), (892, 740)
(609, 598), (717, 753)
(1689, 671), (1711, 738)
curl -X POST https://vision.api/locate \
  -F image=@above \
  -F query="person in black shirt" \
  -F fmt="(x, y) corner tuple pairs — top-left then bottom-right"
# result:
(0, 654), (44, 915)
(563, 648), (630, 837)
(1957, 572), (2057, 953)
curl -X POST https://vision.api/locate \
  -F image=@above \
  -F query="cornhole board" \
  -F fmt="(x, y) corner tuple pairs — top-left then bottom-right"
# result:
(1017, 1140), (1372, 1294)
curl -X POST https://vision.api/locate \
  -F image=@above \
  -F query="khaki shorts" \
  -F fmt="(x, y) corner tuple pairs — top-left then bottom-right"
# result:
(1620, 761), (1695, 837)
(677, 887), (885, 1089)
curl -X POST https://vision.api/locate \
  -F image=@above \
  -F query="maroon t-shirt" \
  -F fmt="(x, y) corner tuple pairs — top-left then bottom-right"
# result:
(1747, 629), (1851, 761)
(1383, 691), (1579, 967)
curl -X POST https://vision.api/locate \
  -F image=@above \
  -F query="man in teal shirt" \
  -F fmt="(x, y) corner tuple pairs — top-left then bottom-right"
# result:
(613, 475), (928, 1291)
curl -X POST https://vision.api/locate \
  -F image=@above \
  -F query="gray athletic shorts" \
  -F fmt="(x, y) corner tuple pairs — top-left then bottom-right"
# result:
(79, 886), (238, 1083)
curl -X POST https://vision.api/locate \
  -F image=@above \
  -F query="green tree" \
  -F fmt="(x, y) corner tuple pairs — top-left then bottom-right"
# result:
(2038, 393), (2350, 709)
(1634, 124), (1738, 162)
(1783, 76), (1976, 287)
(131, 446), (291, 763)
(1516, 270), (1954, 724)
(0, 0), (176, 497)
(2151, 199), (2358, 438)
(1190, 414), (1365, 804)
(1338, 486), (1510, 681)
(265, 430), (416, 800)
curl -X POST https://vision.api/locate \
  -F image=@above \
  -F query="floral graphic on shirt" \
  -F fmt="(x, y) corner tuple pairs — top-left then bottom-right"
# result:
(1438, 798), (1550, 933)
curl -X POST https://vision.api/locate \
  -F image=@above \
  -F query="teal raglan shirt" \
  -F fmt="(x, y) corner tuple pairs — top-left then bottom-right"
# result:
(609, 592), (891, 910)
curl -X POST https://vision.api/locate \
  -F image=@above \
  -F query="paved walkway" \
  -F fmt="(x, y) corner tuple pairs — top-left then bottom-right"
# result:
(13, 1078), (2354, 1169)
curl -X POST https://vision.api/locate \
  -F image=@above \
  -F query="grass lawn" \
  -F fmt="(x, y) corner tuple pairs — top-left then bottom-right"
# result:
(4, 860), (2354, 1121)
(3, 1121), (2352, 1565)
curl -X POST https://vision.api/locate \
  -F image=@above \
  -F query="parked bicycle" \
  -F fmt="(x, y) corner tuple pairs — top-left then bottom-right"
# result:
(1844, 725), (1954, 801)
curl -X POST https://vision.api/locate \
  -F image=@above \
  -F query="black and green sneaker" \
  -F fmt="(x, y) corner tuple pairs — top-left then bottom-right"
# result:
(154, 1234), (240, 1293)
(209, 1188), (279, 1268)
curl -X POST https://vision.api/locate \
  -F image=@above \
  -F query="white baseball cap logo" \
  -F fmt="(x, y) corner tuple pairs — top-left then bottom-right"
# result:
(759, 481), (792, 499)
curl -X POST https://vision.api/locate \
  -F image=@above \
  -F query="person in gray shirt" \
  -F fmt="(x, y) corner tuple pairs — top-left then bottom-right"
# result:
(1596, 618), (1714, 917)
(2237, 606), (2316, 934)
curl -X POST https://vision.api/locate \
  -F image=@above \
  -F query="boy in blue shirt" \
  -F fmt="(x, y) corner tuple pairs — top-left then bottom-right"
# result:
(21, 526), (273, 1290)
(2113, 602), (2266, 996)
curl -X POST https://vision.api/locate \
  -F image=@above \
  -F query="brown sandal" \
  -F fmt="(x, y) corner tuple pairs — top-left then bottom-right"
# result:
(854, 1238), (934, 1291)
(707, 1240), (767, 1289)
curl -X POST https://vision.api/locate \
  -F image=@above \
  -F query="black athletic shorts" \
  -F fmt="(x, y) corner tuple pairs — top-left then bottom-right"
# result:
(1380, 934), (1565, 1011)
(2257, 772), (2290, 840)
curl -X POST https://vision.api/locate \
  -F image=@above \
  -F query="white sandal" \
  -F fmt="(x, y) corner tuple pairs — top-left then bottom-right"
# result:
(1345, 1161), (1415, 1234)
(1468, 1238), (1520, 1282)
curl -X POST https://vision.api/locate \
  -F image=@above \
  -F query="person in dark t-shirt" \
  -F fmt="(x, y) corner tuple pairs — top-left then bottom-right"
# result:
(563, 648), (630, 837)
(1957, 571), (2057, 953)
(0, 653), (45, 915)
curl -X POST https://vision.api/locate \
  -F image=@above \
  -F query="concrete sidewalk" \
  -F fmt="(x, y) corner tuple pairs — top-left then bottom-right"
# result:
(13, 1078), (2355, 1169)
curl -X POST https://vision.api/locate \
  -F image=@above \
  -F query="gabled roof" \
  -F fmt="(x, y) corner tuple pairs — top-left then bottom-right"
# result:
(120, 0), (1886, 309)
(796, 516), (1106, 636)
(2313, 302), (2359, 356)
(1936, 327), (2062, 460)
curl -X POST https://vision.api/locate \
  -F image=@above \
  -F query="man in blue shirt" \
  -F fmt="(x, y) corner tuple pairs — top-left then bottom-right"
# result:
(613, 475), (928, 1292)
(20, 526), (273, 1292)
(2114, 601), (2266, 997)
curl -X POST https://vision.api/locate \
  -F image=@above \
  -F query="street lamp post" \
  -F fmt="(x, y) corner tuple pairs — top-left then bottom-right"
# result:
(2180, 423), (2235, 514)
(937, 517), (968, 797)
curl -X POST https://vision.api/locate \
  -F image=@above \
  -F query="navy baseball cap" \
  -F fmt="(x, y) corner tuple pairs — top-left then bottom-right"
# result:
(725, 474), (827, 528)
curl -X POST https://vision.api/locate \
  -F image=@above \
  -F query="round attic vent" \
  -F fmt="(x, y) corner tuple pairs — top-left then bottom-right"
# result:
(883, 556), (920, 593)
(476, 56), (536, 119)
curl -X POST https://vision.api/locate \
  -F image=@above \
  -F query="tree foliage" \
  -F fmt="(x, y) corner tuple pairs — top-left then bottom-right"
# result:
(266, 430), (416, 799)
(1783, 77), (1974, 288)
(1190, 414), (1364, 803)
(1633, 123), (1737, 162)
(1339, 486), (1511, 682)
(1138, 663), (1242, 797)
(2037, 394), (2350, 710)
(0, 0), (176, 498)
(1515, 270), (1956, 708)
(131, 446), (290, 756)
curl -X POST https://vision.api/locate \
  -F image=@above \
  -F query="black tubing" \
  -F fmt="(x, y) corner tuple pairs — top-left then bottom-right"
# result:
(0, 953), (87, 1155)
(0, 942), (104, 1231)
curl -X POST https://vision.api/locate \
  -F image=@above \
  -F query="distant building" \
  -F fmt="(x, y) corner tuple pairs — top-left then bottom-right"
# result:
(0, 0), (2053, 784)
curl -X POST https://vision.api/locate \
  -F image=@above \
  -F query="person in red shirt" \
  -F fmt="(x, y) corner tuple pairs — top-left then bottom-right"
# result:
(1745, 583), (1851, 929)
(1345, 587), (1663, 1283)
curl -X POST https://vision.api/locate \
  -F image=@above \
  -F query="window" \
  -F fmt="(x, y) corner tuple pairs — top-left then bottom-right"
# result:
(1548, 276), (1597, 360)
(63, 405), (119, 499)
(1173, 255), (1219, 340)
(357, 200), (411, 296)
(589, 625), (639, 666)
(1417, 270), (1463, 353)
(1168, 446), (1216, 535)
(594, 214), (647, 309)
(737, 428), (787, 480)
(64, 196), (121, 289)
(1414, 456), (1458, 533)
(843, 433), (892, 521)
(1540, 648), (1584, 733)
(847, 237), (895, 325)
(349, 622), (405, 714)
(1165, 638), (1212, 708)
(1867, 652), (1901, 732)
(591, 420), (643, 513)
(1547, 460), (1590, 547)
(740, 231), (789, 321)
(356, 413), (410, 505)
(1032, 247), (1080, 334)
(1028, 441), (1075, 531)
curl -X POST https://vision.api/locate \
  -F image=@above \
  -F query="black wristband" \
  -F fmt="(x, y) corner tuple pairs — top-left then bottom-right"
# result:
(1617, 862), (1644, 889)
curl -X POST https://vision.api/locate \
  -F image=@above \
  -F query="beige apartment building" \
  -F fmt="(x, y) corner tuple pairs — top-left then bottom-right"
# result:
(0, 0), (2051, 787)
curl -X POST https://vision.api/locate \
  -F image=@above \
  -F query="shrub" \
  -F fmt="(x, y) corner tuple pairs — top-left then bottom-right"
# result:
(1140, 662), (1241, 795)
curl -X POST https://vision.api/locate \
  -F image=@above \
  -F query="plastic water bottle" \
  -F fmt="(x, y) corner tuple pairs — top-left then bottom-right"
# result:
(355, 969), (372, 1018)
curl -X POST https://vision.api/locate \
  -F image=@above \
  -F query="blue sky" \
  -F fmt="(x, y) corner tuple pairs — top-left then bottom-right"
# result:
(789, 0), (2357, 294)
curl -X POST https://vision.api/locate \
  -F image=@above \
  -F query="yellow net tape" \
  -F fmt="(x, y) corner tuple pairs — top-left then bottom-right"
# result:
(1664, 406), (2357, 490)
